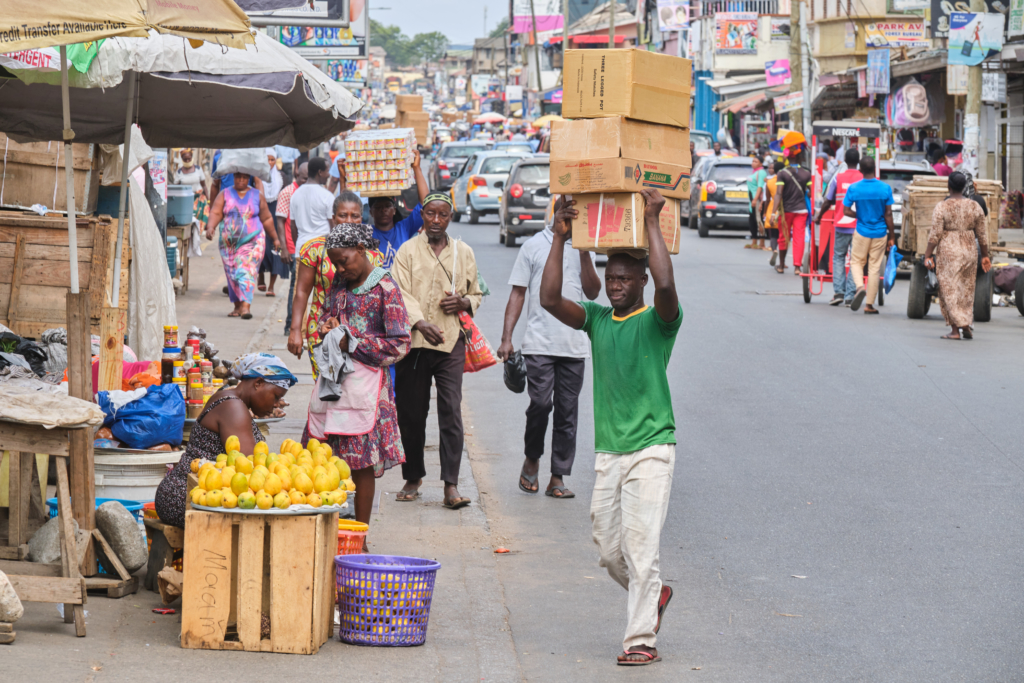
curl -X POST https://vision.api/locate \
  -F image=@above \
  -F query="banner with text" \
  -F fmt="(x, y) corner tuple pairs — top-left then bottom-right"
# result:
(715, 12), (758, 54)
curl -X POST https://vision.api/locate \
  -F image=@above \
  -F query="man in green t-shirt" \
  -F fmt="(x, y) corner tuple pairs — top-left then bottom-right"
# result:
(540, 189), (683, 667)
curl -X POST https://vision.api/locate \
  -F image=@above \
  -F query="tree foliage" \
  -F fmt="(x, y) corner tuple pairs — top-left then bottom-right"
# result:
(370, 20), (449, 67)
(489, 17), (510, 38)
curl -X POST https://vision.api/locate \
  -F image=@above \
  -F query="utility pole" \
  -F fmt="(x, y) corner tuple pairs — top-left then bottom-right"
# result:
(789, 0), (802, 133)
(963, 0), (985, 177)
(563, 0), (569, 64)
(529, 0), (544, 99)
(609, 0), (616, 48)
(799, 0), (811, 141)
(484, 6), (488, 37)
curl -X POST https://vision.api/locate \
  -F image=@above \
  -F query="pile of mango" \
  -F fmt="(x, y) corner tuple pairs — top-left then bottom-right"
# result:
(189, 437), (355, 511)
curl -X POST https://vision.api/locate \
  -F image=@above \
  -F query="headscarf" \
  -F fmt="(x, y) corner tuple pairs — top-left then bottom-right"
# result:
(961, 171), (977, 198)
(424, 192), (455, 209)
(265, 147), (277, 159)
(325, 222), (379, 251)
(230, 353), (297, 389)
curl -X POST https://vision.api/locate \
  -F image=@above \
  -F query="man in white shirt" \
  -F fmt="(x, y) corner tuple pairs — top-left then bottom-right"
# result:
(288, 156), (334, 257)
(496, 203), (601, 498)
(257, 148), (287, 296)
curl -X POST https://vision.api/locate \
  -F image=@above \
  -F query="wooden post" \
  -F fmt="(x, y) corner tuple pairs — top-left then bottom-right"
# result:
(98, 307), (125, 392)
(65, 292), (96, 575)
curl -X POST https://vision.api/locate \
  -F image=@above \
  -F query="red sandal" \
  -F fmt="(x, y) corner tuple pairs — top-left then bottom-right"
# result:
(617, 649), (661, 666)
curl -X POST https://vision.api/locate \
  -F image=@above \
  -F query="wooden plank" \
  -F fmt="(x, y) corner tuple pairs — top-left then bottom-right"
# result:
(269, 515), (316, 654)
(236, 516), (265, 652)
(144, 518), (185, 548)
(6, 575), (85, 604)
(0, 422), (70, 457)
(0, 214), (99, 232)
(84, 575), (138, 598)
(8, 451), (21, 547)
(0, 225), (96, 248)
(55, 459), (82, 584)
(180, 510), (235, 650)
(0, 559), (60, 576)
(0, 545), (28, 561)
(17, 453), (32, 547)
(92, 529), (131, 582)
(90, 220), (114, 314)
(98, 308), (125, 392)
(4, 149), (96, 171)
(0, 258), (92, 288)
(0, 243), (94, 262)
(6, 235), (24, 330)
(310, 513), (332, 651)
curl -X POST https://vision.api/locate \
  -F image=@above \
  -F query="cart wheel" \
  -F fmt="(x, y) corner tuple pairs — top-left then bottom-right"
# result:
(1015, 271), (1024, 316)
(802, 266), (811, 303)
(974, 268), (993, 323)
(907, 261), (929, 319)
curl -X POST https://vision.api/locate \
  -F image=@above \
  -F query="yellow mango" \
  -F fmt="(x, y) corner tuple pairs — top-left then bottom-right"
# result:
(306, 438), (321, 451)
(253, 465), (270, 478)
(230, 472), (249, 496)
(280, 438), (294, 453)
(253, 452), (267, 468)
(273, 491), (291, 510)
(289, 489), (307, 505)
(237, 491), (257, 509)
(222, 491), (238, 509)
(334, 490), (348, 505)
(215, 454), (228, 467)
(220, 466), (236, 483)
(312, 453), (327, 468)
(326, 467), (341, 491)
(277, 469), (293, 492)
(225, 435), (240, 453)
(253, 441), (269, 456)
(255, 491), (274, 510)
(306, 492), (322, 508)
(263, 472), (283, 496)
(321, 444), (333, 459)
(248, 470), (267, 492)
(199, 461), (216, 473)
(313, 472), (330, 494)
(205, 489), (223, 508)
(294, 472), (314, 495)
(320, 491), (335, 506)
(234, 456), (253, 475)
(333, 459), (352, 481)
(198, 491), (208, 506)
(190, 459), (201, 473)
(343, 478), (356, 492)
(198, 468), (210, 490)
(205, 469), (223, 491)
(190, 487), (204, 505)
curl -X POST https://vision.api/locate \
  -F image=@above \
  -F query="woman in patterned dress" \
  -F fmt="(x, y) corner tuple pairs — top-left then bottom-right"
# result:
(923, 172), (992, 340)
(312, 222), (410, 530)
(154, 354), (297, 528)
(286, 192), (382, 376)
(205, 173), (281, 319)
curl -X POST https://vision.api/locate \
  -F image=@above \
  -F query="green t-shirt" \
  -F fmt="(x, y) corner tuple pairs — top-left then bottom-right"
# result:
(747, 168), (767, 202)
(579, 301), (683, 454)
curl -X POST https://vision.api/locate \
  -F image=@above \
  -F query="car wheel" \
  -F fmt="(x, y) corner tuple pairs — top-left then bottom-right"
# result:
(1016, 271), (1024, 316)
(907, 261), (929, 319)
(452, 211), (462, 223)
(697, 214), (709, 238)
(974, 268), (993, 323)
(469, 207), (480, 224)
(499, 226), (506, 244)
(505, 233), (517, 248)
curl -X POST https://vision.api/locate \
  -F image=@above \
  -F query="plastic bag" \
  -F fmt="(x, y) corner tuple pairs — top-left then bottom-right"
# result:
(97, 383), (185, 449)
(884, 248), (903, 294)
(503, 350), (527, 393)
(0, 332), (47, 376)
(459, 311), (497, 374)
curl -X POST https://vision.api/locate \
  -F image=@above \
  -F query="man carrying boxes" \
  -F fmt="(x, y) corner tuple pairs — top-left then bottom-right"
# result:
(538, 48), (690, 666)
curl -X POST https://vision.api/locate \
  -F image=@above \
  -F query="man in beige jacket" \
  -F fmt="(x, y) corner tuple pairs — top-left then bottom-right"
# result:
(391, 193), (484, 509)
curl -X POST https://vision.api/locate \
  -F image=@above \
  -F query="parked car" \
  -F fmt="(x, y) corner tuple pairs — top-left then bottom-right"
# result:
(451, 151), (531, 224)
(498, 157), (551, 247)
(428, 140), (492, 192)
(691, 130), (714, 153)
(690, 156), (755, 237)
(493, 141), (534, 155)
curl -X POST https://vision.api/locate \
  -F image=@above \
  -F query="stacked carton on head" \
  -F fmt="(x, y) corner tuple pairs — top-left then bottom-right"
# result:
(343, 128), (417, 196)
(394, 95), (429, 145)
(551, 49), (693, 254)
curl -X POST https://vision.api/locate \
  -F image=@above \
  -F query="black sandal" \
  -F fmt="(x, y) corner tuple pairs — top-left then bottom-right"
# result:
(519, 468), (539, 494)
(545, 485), (574, 499)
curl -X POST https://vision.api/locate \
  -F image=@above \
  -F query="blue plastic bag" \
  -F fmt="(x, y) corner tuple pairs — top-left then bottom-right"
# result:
(884, 248), (903, 294)
(98, 384), (185, 449)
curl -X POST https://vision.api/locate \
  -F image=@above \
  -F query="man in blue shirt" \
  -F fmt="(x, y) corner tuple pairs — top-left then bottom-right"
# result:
(368, 150), (429, 269)
(842, 157), (894, 314)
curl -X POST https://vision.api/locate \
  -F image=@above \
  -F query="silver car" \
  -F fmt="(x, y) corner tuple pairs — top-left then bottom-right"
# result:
(451, 150), (531, 224)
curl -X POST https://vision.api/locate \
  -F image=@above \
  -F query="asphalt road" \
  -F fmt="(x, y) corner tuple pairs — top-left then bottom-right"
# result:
(458, 213), (1024, 682)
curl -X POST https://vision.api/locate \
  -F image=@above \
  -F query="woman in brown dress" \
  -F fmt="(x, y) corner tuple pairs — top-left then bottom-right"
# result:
(923, 172), (992, 340)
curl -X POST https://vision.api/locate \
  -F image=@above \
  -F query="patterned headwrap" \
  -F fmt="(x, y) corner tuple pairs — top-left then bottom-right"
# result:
(325, 222), (379, 251)
(230, 353), (297, 389)
(424, 192), (455, 209)
(961, 171), (977, 198)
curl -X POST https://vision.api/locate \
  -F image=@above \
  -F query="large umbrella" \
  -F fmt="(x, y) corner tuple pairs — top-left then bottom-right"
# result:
(532, 114), (563, 128)
(474, 112), (507, 125)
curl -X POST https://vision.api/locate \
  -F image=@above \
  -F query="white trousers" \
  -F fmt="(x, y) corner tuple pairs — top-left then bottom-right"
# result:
(590, 443), (675, 651)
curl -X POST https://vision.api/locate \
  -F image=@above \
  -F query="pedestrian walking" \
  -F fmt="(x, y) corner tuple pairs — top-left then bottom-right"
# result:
(744, 156), (768, 251)
(367, 150), (430, 269)
(496, 201), (601, 498)
(205, 172), (281, 319)
(843, 157), (894, 314)
(814, 148), (862, 306)
(763, 161), (783, 267)
(923, 172), (992, 339)
(391, 193), (484, 510)
(290, 156), (335, 258)
(540, 188), (682, 667)
(257, 148), (288, 297)
(277, 162), (307, 334)
(773, 142), (813, 275)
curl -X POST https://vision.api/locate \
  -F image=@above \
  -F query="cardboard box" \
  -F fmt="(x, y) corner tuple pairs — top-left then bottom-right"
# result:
(395, 94), (423, 112)
(551, 158), (691, 200)
(550, 117), (690, 167)
(398, 111), (429, 125)
(570, 192), (680, 254)
(562, 49), (692, 129)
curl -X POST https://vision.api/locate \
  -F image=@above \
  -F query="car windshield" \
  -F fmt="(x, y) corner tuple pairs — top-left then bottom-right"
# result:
(881, 171), (922, 198)
(514, 164), (549, 184)
(443, 145), (488, 159)
(709, 164), (752, 183)
(499, 144), (533, 154)
(691, 135), (713, 152)
(480, 157), (521, 174)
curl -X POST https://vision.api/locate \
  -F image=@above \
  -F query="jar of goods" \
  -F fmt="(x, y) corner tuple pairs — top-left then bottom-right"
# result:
(163, 325), (178, 348)
(172, 360), (185, 380)
(189, 381), (204, 401)
(173, 377), (187, 398)
(161, 347), (181, 385)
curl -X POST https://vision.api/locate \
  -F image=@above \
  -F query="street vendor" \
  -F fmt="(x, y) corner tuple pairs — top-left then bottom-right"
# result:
(154, 354), (297, 528)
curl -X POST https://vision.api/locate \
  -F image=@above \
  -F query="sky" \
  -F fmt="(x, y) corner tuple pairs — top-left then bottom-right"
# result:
(368, 0), (510, 45)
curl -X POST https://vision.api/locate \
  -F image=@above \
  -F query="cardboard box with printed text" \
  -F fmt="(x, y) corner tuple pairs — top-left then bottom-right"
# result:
(550, 117), (691, 167)
(569, 192), (680, 254)
(551, 158), (691, 200)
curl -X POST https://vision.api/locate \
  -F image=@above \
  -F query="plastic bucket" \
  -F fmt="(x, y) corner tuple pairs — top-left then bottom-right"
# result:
(335, 554), (440, 646)
(166, 184), (194, 227)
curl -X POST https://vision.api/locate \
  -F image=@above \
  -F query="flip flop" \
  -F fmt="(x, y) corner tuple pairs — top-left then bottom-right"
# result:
(617, 650), (661, 666)
(655, 585), (673, 634)
(257, 284), (267, 292)
(227, 312), (241, 318)
(545, 485), (575, 499)
(519, 468), (539, 494)
(240, 312), (253, 320)
(962, 328), (973, 340)
(442, 497), (471, 510)
(864, 308), (879, 315)
(266, 291), (276, 297)
(395, 489), (421, 502)
(940, 334), (961, 340)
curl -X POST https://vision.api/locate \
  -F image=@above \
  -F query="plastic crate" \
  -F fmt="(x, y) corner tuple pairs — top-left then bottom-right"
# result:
(335, 554), (440, 646)
(337, 519), (368, 556)
(166, 236), (178, 275)
(46, 497), (145, 521)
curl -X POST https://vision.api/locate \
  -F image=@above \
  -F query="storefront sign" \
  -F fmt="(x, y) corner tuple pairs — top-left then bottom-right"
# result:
(932, 0), (1000, 38)
(948, 12), (1005, 66)
(857, 70), (867, 98)
(893, 0), (929, 9)
(471, 75), (491, 95)
(845, 22), (856, 49)
(774, 91), (803, 113)
(765, 59), (791, 86)
(657, 0), (690, 31)
(866, 49), (890, 95)
(715, 12), (758, 54)
(947, 64), (969, 95)
(513, 0), (563, 34)
(982, 71), (1007, 102)
(770, 17), (790, 42)
(506, 85), (524, 102)
(1010, 0), (1024, 36)
(864, 21), (928, 48)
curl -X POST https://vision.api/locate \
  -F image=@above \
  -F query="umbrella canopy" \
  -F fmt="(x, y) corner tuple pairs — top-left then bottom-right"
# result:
(474, 112), (507, 125)
(533, 114), (563, 128)
(0, 32), (363, 149)
(0, 0), (253, 51)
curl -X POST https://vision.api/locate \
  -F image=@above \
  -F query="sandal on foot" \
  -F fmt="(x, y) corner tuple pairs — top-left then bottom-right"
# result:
(655, 585), (673, 634)
(266, 291), (276, 297)
(850, 289), (866, 311)
(241, 312), (253, 320)
(545, 485), (575, 499)
(962, 328), (973, 340)
(940, 333), (961, 340)
(442, 496), (471, 510)
(519, 468), (539, 494)
(395, 489), (421, 502)
(257, 284), (267, 292)
(775, 265), (786, 274)
(227, 312), (241, 318)
(617, 649), (661, 666)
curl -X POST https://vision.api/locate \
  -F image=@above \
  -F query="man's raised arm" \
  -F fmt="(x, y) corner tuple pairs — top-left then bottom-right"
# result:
(540, 197), (587, 330)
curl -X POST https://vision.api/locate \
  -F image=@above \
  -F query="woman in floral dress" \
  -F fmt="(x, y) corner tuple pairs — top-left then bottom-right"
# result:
(312, 222), (410, 530)
(923, 172), (992, 340)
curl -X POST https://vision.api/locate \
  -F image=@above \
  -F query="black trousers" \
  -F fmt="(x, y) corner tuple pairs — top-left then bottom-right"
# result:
(396, 338), (466, 485)
(524, 354), (585, 477)
(748, 208), (760, 239)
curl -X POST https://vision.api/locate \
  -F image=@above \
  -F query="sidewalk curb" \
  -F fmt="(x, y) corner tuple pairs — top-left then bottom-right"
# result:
(243, 291), (287, 355)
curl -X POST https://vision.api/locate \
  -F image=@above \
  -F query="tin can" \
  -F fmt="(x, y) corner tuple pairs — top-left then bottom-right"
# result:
(163, 325), (178, 348)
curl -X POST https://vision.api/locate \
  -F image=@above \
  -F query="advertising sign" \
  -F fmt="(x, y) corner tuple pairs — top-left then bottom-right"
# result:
(771, 17), (790, 41)
(322, 59), (366, 85)
(765, 59), (792, 86)
(657, 0), (690, 31)
(1011, 0), (1024, 36)
(277, 0), (368, 64)
(506, 85), (524, 102)
(716, 13), (758, 54)
(774, 91), (803, 113)
(864, 21), (928, 48)
(470, 74), (491, 96)
(893, 0), (929, 9)
(982, 71), (1007, 102)
(948, 12), (1005, 66)
(513, 0), (563, 34)
(932, 0), (1000, 37)
(866, 49), (890, 94)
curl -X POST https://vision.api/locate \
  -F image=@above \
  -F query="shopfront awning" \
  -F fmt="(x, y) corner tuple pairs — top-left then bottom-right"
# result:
(714, 91), (767, 113)
(706, 75), (770, 97)
(890, 51), (946, 79)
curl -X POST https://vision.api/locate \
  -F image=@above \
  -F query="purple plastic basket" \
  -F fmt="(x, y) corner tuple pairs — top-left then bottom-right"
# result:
(335, 554), (441, 646)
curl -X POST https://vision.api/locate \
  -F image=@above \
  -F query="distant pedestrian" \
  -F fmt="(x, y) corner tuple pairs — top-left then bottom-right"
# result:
(496, 199), (601, 498)
(712, 141), (722, 156)
(257, 148), (288, 297)
(540, 188), (682, 667)
(843, 157), (894, 314)
(814, 147), (862, 306)
(289, 157), (334, 257)
(773, 146), (813, 275)
(932, 153), (953, 177)
(763, 161), (784, 267)
(392, 193), (484, 509)
(923, 172), (991, 339)
(744, 156), (768, 250)
(277, 162), (307, 334)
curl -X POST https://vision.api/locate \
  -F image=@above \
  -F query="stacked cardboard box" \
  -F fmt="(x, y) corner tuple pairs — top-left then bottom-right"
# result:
(552, 49), (693, 254)
(343, 128), (416, 196)
(395, 95), (429, 146)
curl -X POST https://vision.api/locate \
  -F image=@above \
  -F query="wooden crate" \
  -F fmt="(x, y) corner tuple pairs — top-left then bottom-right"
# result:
(902, 175), (1002, 254)
(0, 212), (130, 338)
(0, 134), (99, 215)
(180, 509), (338, 654)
